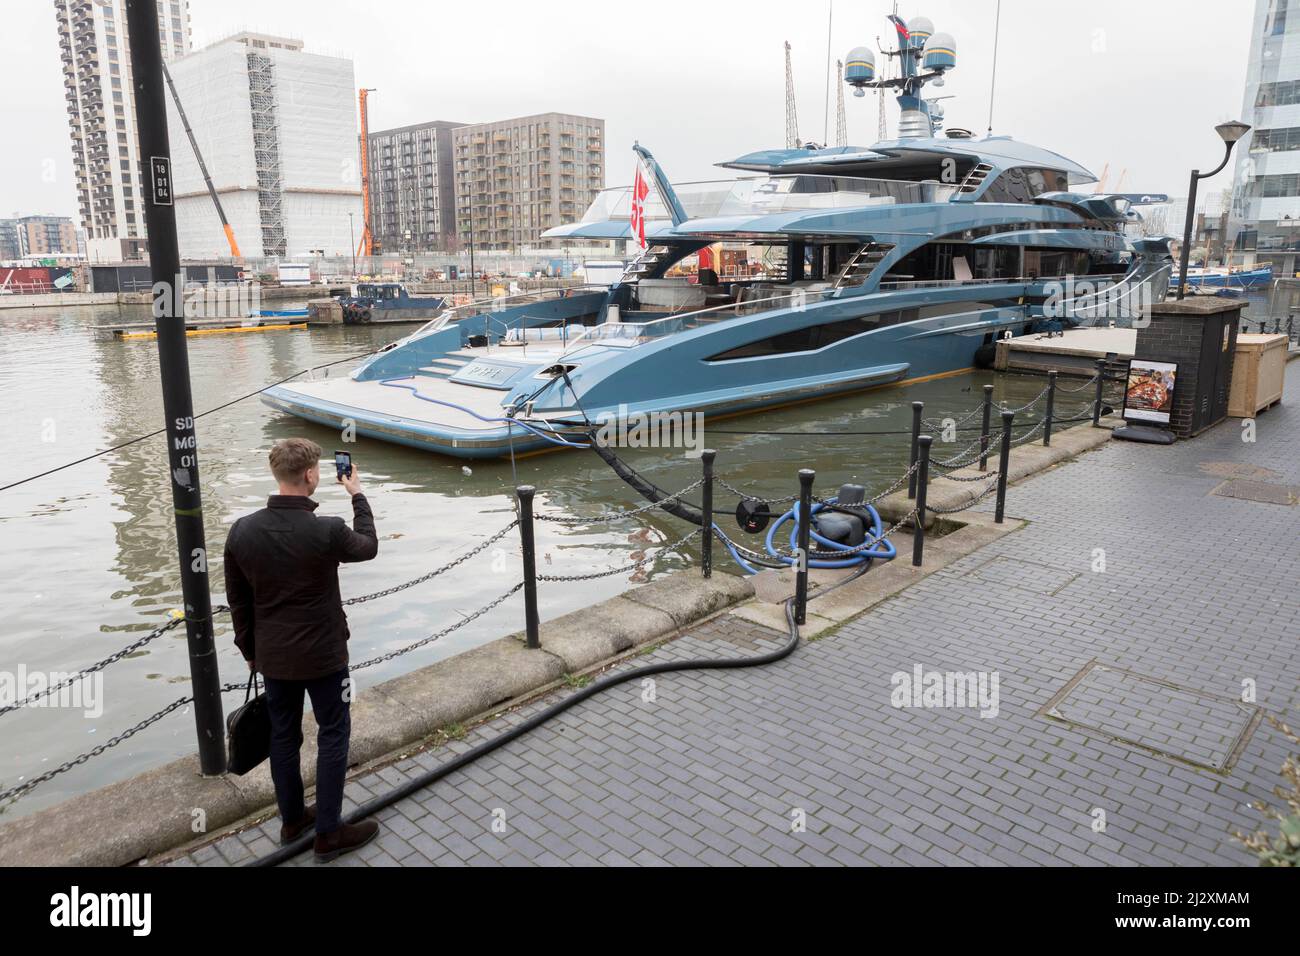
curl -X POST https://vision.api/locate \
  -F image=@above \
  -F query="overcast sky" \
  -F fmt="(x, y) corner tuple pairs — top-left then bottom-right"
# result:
(1, 0), (1255, 221)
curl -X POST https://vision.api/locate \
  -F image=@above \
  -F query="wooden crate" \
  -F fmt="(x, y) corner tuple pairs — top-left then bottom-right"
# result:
(1228, 333), (1288, 417)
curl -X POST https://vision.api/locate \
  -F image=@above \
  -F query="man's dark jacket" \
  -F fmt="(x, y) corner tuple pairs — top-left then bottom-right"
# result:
(224, 494), (378, 680)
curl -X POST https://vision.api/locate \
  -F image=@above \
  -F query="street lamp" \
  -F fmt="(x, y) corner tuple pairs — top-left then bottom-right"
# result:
(1177, 120), (1251, 300)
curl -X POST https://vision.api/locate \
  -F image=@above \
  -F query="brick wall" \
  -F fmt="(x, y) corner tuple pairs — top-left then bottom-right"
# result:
(1133, 298), (1242, 437)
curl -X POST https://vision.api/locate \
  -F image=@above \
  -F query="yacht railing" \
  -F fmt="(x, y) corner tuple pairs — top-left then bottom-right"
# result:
(582, 173), (934, 225)
(559, 288), (838, 355)
(403, 286), (607, 343)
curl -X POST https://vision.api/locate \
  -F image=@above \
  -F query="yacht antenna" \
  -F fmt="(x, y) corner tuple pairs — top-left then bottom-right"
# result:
(823, 1), (834, 145)
(835, 60), (848, 146)
(987, 0), (1002, 134)
(785, 41), (800, 147)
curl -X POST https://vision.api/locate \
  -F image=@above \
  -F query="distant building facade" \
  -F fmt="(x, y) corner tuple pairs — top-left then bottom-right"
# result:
(164, 32), (363, 259)
(1229, 0), (1300, 273)
(55, 0), (192, 262)
(452, 113), (605, 250)
(367, 121), (465, 254)
(0, 216), (79, 258)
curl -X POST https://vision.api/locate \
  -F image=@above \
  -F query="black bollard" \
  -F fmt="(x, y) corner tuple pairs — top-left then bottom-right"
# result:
(701, 449), (716, 579)
(913, 436), (931, 567)
(795, 469), (815, 626)
(979, 384), (994, 472)
(908, 401), (923, 498)
(1043, 370), (1057, 447)
(1091, 358), (1106, 426)
(995, 411), (1013, 524)
(516, 486), (540, 649)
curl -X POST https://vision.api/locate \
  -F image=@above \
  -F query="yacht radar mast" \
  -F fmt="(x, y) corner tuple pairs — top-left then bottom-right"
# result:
(845, 12), (957, 140)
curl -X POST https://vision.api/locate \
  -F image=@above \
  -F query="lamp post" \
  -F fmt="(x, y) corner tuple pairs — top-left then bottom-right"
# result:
(1177, 120), (1251, 300)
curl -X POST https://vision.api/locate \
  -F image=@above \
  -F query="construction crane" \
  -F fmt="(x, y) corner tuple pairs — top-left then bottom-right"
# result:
(835, 59), (848, 146)
(357, 87), (379, 257)
(784, 41), (800, 148)
(161, 61), (241, 258)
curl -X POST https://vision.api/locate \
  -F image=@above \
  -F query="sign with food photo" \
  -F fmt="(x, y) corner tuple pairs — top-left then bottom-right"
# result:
(1122, 360), (1178, 425)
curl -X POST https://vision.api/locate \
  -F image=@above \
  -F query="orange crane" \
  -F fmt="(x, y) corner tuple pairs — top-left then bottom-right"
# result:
(162, 61), (241, 258)
(356, 87), (379, 257)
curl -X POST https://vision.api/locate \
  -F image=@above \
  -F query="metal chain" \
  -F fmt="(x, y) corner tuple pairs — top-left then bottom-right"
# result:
(1009, 419), (1047, 446)
(0, 695), (194, 806)
(0, 608), (229, 718)
(537, 528), (702, 581)
(808, 508), (919, 558)
(533, 479), (704, 524)
(341, 520), (519, 606)
(930, 432), (990, 469)
(998, 384), (1050, 415)
(935, 468), (998, 482)
(926, 477), (1001, 514)
(714, 476), (803, 505)
(922, 401), (986, 430)
(347, 582), (525, 670)
(1053, 371), (1101, 393)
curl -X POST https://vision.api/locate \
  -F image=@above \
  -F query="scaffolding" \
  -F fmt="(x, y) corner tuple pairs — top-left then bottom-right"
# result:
(247, 51), (286, 257)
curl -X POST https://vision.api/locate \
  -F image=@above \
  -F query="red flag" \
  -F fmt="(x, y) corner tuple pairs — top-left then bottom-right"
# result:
(630, 165), (650, 249)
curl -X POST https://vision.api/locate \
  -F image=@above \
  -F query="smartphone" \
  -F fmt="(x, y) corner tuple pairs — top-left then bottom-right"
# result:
(334, 450), (352, 481)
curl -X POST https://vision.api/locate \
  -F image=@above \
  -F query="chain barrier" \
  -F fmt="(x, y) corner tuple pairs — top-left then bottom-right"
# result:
(537, 528), (702, 581)
(922, 401), (986, 430)
(341, 520), (519, 606)
(997, 384), (1051, 415)
(925, 477), (1002, 514)
(1053, 371), (1101, 393)
(533, 479), (704, 524)
(0, 695), (195, 806)
(347, 582), (525, 670)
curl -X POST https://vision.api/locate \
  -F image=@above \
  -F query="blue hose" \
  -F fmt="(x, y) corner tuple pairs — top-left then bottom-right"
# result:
(762, 498), (897, 570)
(379, 377), (591, 449)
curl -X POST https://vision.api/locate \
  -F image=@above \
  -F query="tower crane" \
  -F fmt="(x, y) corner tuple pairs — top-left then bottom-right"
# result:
(357, 87), (379, 257)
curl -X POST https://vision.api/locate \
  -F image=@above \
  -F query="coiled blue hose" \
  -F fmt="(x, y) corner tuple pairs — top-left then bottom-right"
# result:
(765, 498), (897, 570)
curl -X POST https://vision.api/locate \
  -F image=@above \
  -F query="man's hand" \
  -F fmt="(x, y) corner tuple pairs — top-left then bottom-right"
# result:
(339, 464), (363, 496)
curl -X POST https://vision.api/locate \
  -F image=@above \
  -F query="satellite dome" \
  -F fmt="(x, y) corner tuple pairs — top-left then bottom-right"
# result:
(907, 16), (934, 50)
(923, 32), (956, 72)
(844, 46), (876, 91)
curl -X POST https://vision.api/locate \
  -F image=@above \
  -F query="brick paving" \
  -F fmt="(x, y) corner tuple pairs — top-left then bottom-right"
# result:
(173, 363), (1300, 867)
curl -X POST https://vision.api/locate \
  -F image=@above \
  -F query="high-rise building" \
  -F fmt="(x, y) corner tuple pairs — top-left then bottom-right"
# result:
(55, 0), (191, 262)
(453, 113), (605, 251)
(163, 32), (363, 259)
(1229, 0), (1300, 273)
(367, 120), (466, 254)
(1, 216), (80, 257)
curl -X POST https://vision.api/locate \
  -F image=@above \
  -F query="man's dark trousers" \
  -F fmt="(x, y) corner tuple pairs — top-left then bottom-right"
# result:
(263, 669), (350, 835)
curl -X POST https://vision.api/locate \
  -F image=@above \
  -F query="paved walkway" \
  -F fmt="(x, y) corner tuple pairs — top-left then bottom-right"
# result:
(173, 365), (1299, 867)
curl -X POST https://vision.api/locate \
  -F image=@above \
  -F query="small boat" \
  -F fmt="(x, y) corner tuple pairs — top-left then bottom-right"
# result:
(1174, 265), (1273, 291)
(248, 308), (309, 318)
(338, 282), (446, 324)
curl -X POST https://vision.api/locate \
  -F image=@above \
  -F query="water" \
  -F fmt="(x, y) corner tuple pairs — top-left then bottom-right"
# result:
(0, 301), (1091, 818)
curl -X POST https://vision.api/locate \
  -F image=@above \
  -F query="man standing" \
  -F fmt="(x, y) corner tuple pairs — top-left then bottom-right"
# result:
(224, 437), (381, 862)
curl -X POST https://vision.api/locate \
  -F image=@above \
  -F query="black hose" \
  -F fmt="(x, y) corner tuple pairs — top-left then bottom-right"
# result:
(588, 441), (705, 525)
(249, 596), (802, 866)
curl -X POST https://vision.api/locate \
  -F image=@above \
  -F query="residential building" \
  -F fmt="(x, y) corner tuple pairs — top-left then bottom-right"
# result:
(163, 32), (363, 259)
(367, 120), (466, 253)
(55, 0), (192, 262)
(0, 216), (80, 258)
(453, 113), (605, 251)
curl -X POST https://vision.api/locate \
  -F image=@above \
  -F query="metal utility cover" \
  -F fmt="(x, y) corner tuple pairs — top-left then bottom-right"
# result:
(1211, 479), (1297, 506)
(966, 556), (1079, 596)
(1041, 661), (1261, 772)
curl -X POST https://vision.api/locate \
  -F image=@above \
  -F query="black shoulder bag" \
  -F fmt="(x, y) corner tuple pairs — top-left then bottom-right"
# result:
(225, 672), (271, 775)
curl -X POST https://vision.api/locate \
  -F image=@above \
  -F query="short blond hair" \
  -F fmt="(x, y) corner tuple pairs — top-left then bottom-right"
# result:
(269, 437), (322, 483)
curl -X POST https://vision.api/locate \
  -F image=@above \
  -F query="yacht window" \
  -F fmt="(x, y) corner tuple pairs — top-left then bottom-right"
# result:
(978, 167), (1070, 203)
(705, 311), (915, 361)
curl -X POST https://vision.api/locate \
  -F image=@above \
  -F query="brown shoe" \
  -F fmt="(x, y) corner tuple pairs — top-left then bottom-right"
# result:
(280, 804), (316, 846)
(313, 820), (380, 863)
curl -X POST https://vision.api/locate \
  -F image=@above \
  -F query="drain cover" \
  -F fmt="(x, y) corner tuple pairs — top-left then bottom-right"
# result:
(1211, 479), (1297, 506)
(1042, 662), (1260, 772)
(966, 556), (1079, 596)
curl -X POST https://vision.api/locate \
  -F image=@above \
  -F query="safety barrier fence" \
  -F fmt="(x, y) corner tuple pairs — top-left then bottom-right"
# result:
(0, 366), (1111, 808)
